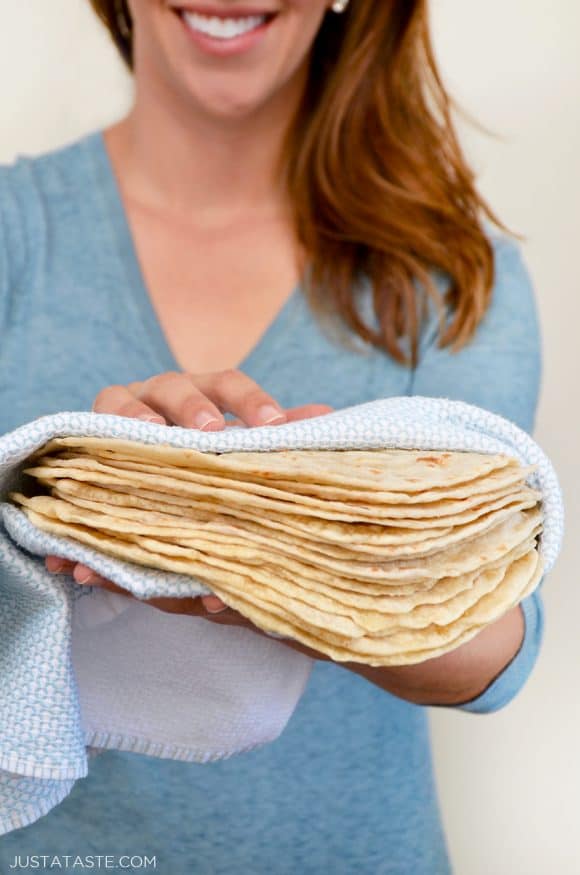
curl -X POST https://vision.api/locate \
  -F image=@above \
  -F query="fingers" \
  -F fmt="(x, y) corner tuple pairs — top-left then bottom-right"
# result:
(133, 370), (288, 429)
(72, 564), (115, 587)
(94, 378), (223, 431)
(133, 372), (225, 431)
(46, 555), (247, 618)
(92, 385), (167, 425)
(138, 594), (234, 620)
(45, 558), (270, 635)
(190, 370), (286, 427)
(91, 370), (333, 432)
(45, 555), (76, 574)
(45, 557), (113, 588)
(224, 404), (333, 429)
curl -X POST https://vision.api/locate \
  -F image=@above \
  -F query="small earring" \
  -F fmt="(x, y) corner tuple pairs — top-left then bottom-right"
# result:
(331, 0), (350, 12)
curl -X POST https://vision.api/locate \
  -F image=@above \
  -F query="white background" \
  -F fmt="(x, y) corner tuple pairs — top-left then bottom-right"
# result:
(1, 2), (579, 872)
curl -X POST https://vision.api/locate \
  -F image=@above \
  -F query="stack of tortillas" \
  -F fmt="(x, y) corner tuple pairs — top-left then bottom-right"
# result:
(10, 437), (544, 666)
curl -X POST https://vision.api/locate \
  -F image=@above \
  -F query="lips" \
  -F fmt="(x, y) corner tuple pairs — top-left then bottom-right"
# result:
(182, 11), (269, 40)
(172, 4), (278, 54)
(174, 4), (278, 17)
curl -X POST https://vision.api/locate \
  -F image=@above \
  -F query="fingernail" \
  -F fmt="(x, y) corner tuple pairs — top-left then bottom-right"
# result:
(257, 405), (285, 425)
(76, 571), (94, 585)
(204, 596), (228, 614)
(49, 560), (66, 573)
(194, 411), (221, 430)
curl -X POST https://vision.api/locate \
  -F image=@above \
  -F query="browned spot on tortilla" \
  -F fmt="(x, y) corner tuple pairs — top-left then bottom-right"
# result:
(416, 456), (446, 466)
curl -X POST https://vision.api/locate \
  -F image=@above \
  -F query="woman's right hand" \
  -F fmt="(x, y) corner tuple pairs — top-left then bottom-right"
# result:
(91, 369), (332, 430)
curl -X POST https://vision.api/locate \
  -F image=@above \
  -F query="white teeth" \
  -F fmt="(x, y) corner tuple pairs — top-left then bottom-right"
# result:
(183, 11), (266, 40)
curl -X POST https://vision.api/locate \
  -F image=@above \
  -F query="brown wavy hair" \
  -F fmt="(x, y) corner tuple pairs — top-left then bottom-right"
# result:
(89, 0), (503, 365)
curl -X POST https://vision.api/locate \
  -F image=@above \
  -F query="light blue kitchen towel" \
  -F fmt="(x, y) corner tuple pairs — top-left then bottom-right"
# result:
(0, 398), (564, 834)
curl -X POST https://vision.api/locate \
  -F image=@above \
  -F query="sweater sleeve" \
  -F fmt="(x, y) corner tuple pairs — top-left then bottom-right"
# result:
(411, 235), (544, 713)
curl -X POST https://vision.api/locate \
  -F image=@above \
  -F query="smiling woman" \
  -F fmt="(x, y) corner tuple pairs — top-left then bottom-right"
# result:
(89, 0), (499, 364)
(0, 1), (545, 873)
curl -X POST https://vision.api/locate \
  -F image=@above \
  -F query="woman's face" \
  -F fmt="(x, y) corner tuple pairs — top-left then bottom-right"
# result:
(127, 1), (334, 120)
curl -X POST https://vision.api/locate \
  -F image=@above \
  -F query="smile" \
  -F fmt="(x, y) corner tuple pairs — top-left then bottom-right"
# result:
(183, 11), (269, 40)
(174, 5), (279, 53)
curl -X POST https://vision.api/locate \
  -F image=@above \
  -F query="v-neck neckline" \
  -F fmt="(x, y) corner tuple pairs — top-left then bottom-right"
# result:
(86, 130), (301, 375)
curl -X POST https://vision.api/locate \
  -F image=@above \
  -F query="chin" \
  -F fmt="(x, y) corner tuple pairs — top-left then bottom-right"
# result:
(182, 77), (277, 121)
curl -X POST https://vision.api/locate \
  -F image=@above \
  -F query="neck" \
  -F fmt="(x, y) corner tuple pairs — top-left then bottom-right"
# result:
(106, 61), (307, 225)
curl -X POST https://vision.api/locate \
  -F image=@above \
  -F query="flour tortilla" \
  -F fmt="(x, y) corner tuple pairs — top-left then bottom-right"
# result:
(79, 447), (535, 505)
(38, 438), (516, 493)
(201, 549), (542, 656)
(204, 589), (486, 666)
(19, 485), (539, 599)
(20, 507), (542, 648)
(213, 552), (543, 666)
(51, 482), (460, 561)
(18, 438), (543, 666)
(24, 459), (540, 536)
(319, 551), (544, 652)
(129, 533), (537, 633)
(45, 449), (534, 512)
(18, 490), (539, 594)
(44, 477), (540, 568)
(19, 494), (540, 616)
(26, 456), (536, 527)
(12, 493), (208, 541)
(49, 479), (457, 550)
(21, 506), (362, 639)
(218, 466), (535, 505)
(112, 516), (540, 617)
(19, 499), (543, 666)
(17, 484), (541, 583)
(50, 478), (539, 564)
(23, 497), (490, 665)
